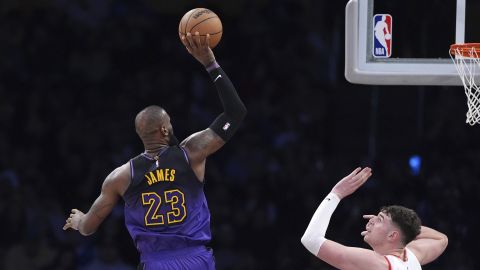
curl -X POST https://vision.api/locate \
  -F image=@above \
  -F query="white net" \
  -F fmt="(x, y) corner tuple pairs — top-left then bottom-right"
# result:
(449, 45), (480, 125)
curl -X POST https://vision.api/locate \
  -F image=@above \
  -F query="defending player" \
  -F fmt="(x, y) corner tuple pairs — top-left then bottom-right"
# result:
(301, 167), (448, 270)
(63, 32), (247, 270)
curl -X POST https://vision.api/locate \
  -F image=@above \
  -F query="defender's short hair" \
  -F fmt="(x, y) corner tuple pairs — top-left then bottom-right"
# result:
(381, 205), (421, 245)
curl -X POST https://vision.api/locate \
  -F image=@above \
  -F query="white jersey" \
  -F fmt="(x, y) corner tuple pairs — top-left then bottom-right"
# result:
(384, 248), (422, 270)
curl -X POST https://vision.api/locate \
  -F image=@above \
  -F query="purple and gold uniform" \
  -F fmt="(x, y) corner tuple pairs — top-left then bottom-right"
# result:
(123, 146), (215, 270)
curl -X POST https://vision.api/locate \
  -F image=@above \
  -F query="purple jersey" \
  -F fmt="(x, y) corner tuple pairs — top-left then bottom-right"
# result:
(123, 146), (211, 254)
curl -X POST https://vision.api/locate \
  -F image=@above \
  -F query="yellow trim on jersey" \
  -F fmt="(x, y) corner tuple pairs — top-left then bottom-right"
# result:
(141, 192), (165, 226)
(164, 189), (187, 224)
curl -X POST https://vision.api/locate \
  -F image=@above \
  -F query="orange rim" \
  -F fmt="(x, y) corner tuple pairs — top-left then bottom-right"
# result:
(450, 43), (480, 57)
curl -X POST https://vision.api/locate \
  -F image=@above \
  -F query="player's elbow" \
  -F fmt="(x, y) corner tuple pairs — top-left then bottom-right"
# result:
(79, 228), (96, 236)
(228, 104), (247, 122)
(239, 108), (247, 121)
(432, 231), (448, 252)
(301, 234), (322, 256)
(239, 104), (247, 118)
(301, 234), (309, 247)
(78, 222), (98, 236)
(301, 236), (312, 254)
(439, 233), (448, 251)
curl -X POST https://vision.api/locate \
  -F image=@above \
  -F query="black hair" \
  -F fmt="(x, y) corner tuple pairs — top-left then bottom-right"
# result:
(381, 205), (421, 245)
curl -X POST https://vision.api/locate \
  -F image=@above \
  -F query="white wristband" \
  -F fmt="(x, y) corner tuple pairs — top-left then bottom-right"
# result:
(301, 192), (341, 255)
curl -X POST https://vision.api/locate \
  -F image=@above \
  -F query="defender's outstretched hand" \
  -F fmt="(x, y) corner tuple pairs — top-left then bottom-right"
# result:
(181, 32), (216, 67)
(63, 209), (85, 231)
(331, 167), (372, 199)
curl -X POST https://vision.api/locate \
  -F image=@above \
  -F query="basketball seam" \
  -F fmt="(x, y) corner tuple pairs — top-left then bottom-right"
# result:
(177, 31), (222, 36)
(189, 16), (222, 34)
(184, 10), (196, 34)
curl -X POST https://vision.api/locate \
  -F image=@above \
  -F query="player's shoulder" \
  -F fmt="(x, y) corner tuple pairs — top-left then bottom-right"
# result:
(109, 162), (130, 179)
(384, 249), (422, 270)
(180, 130), (204, 147)
(103, 162), (131, 193)
(404, 248), (422, 266)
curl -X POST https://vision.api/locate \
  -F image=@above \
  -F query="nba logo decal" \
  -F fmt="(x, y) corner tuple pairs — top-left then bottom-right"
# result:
(223, 122), (230, 131)
(373, 14), (392, 58)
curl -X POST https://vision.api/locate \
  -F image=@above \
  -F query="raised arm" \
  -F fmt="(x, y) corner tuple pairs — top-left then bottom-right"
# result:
(301, 167), (386, 270)
(180, 32), (246, 176)
(406, 225), (448, 265)
(317, 240), (387, 270)
(63, 163), (130, 235)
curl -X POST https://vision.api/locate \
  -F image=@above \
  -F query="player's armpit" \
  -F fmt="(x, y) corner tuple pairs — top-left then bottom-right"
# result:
(317, 240), (387, 270)
(79, 164), (129, 235)
(406, 226), (448, 265)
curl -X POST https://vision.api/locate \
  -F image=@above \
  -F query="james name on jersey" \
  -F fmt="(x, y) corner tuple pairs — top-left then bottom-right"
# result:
(144, 168), (176, 185)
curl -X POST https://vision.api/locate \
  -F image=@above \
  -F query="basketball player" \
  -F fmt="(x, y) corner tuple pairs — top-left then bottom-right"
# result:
(374, 15), (391, 51)
(301, 167), (448, 270)
(63, 32), (247, 270)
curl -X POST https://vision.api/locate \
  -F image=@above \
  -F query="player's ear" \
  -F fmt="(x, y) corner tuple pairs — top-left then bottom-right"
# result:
(387, 230), (400, 242)
(161, 126), (169, 136)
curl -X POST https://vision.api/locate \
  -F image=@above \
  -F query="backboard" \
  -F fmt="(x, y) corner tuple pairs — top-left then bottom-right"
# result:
(345, 0), (480, 85)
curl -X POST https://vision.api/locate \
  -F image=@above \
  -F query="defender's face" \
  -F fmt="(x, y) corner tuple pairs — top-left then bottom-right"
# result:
(362, 212), (395, 248)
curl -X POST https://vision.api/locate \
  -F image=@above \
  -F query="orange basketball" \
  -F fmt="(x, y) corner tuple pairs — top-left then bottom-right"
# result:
(178, 8), (223, 49)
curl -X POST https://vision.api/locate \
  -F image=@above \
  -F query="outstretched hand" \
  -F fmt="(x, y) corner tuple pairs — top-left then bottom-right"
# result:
(331, 167), (372, 199)
(63, 209), (84, 231)
(181, 32), (216, 67)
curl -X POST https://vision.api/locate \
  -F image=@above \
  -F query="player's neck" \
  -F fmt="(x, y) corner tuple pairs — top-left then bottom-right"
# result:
(379, 246), (405, 259)
(144, 143), (169, 156)
(374, 243), (405, 257)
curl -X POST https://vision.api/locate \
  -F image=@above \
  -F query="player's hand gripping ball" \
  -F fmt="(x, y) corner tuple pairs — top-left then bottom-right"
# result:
(179, 8), (223, 49)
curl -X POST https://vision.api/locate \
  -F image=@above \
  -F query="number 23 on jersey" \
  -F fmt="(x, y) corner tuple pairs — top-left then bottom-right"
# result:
(141, 189), (187, 226)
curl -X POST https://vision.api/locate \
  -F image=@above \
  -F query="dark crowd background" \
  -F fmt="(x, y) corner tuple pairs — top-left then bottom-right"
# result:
(0, 1), (479, 270)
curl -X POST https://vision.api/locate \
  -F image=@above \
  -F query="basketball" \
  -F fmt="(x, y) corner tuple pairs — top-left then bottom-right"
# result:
(178, 8), (223, 49)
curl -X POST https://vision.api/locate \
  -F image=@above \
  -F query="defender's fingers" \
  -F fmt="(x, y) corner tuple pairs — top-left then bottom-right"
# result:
(360, 171), (373, 183)
(357, 169), (372, 181)
(363, 215), (375, 219)
(349, 167), (362, 177)
(353, 171), (372, 188)
(349, 167), (370, 183)
(353, 167), (372, 181)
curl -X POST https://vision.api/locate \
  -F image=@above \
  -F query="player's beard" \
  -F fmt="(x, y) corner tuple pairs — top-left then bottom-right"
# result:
(168, 130), (179, 146)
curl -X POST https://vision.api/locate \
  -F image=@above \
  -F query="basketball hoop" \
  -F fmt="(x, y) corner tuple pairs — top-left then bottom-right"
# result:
(449, 43), (480, 125)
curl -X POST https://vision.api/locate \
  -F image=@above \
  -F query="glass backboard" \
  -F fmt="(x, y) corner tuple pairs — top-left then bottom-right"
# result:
(345, 0), (480, 85)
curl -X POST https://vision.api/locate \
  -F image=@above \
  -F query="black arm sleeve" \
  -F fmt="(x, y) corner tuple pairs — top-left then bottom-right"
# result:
(207, 63), (247, 142)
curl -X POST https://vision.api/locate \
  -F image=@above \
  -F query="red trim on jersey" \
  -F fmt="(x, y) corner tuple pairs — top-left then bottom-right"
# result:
(390, 249), (407, 262)
(384, 256), (392, 270)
